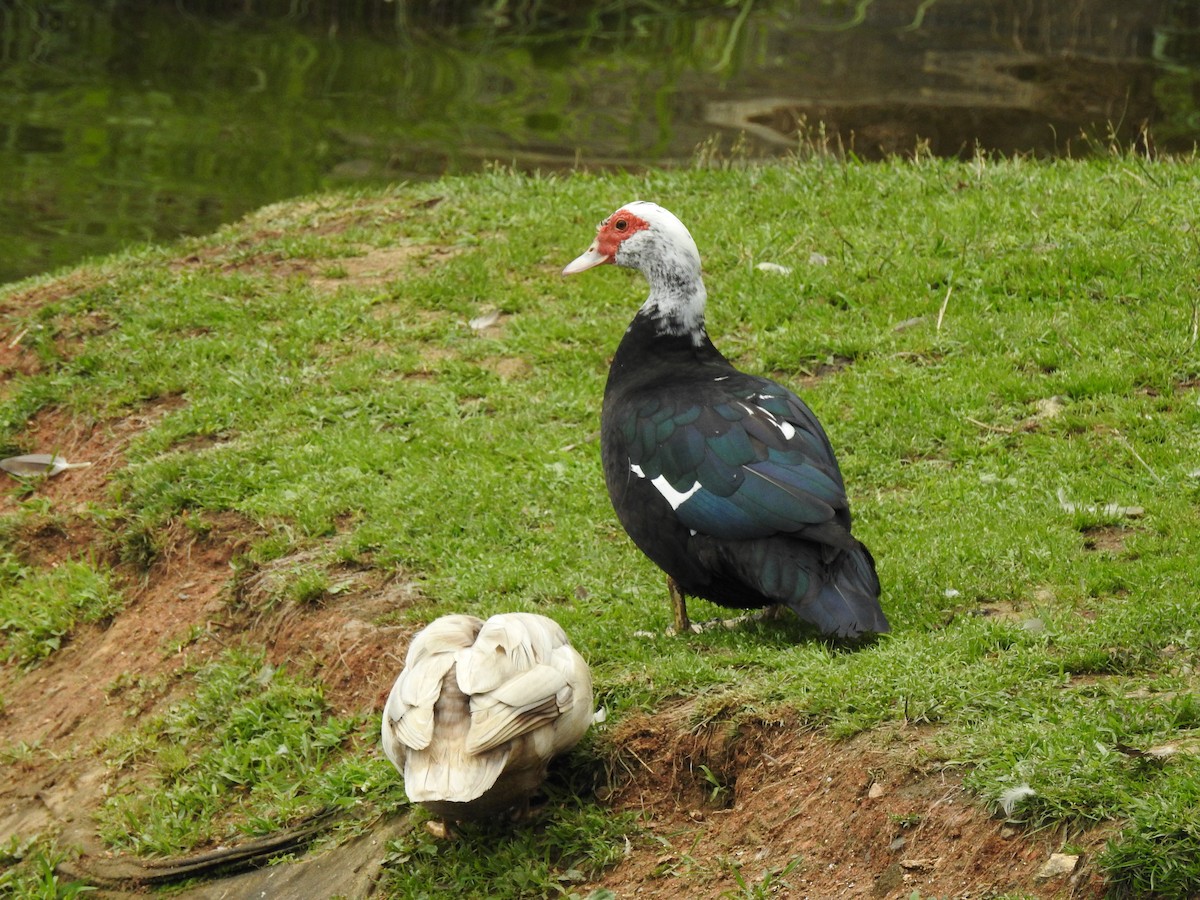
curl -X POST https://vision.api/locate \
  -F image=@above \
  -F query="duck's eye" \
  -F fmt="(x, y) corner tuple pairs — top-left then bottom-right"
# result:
(614, 219), (628, 232)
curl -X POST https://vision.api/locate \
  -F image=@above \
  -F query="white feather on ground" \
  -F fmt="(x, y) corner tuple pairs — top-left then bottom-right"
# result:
(381, 612), (593, 821)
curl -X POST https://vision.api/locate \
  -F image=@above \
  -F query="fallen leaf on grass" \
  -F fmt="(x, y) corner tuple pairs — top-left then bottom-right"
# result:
(966, 396), (1068, 434)
(1115, 740), (1200, 759)
(1031, 395), (1066, 420)
(892, 316), (925, 332)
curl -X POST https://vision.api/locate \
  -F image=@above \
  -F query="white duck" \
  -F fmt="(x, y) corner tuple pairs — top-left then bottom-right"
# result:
(381, 612), (594, 823)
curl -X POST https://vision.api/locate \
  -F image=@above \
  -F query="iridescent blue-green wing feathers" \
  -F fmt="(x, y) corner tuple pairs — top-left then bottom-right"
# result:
(617, 375), (888, 638)
(622, 380), (851, 543)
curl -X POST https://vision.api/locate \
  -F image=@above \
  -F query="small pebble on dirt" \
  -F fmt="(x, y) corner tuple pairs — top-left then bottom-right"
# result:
(1035, 853), (1080, 880)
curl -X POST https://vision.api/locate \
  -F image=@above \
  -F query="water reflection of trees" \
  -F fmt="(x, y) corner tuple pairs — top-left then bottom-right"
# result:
(0, 2), (754, 281)
(1, 1), (1197, 284)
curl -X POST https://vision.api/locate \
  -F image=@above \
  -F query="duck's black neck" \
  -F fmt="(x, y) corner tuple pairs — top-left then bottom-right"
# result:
(608, 309), (733, 390)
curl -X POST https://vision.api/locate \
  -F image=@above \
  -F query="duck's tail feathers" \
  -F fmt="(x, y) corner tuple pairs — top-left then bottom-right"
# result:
(794, 541), (889, 640)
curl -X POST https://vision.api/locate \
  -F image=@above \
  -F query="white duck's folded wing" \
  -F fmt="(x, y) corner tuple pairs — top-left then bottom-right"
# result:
(455, 612), (564, 694)
(386, 656), (453, 753)
(464, 664), (574, 755)
(382, 615), (481, 761)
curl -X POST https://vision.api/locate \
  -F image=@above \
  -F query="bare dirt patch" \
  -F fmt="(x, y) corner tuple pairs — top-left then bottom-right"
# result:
(1081, 525), (1133, 554)
(169, 194), (459, 295)
(0, 327), (43, 385)
(234, 548), (424, 716)
(0, 392), (421, 878)
(480, 355), (533, 380)
(173, 239), (463, 294)
(1, 270), (110, 388)
(312, 243), (465, 293)
(0, 507), (423, 878)
(0, 397), (186, 521)
(0, 270), (105, 318)
(0, 511), (257, 856)
(592, 707), (1107, 899)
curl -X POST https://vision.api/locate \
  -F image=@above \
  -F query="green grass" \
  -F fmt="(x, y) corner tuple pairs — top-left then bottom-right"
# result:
(0, 549), (124, 666)
(380, 791), (635, 900)
(96, 647), (404, 856)
(0, 835), (94, 899)
(2, 153), (1200, 895)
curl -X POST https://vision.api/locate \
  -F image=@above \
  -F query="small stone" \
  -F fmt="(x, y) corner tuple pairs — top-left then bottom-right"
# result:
(888, 836), (907, 852)
(1035, 853), (1079, 880)
(868, 782), (885, 799)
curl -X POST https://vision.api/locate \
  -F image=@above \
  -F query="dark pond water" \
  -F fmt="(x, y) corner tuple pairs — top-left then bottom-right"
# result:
(2, 1), (1199, 285)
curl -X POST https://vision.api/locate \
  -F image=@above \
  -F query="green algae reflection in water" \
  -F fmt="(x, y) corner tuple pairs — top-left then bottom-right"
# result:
(0, 2), (741, 285)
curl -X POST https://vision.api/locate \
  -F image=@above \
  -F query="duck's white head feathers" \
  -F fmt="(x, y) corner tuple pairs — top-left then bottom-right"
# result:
(564, 200), (708, 342)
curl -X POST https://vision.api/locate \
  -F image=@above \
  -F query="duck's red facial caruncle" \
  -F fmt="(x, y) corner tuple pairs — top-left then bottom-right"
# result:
(562, 208), (652, 275)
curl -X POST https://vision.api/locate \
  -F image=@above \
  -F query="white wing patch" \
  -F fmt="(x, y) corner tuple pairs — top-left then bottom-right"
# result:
(741, 400), (797, 440)
(651, 474), (701, 510)
(629, 460), (701, 510)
